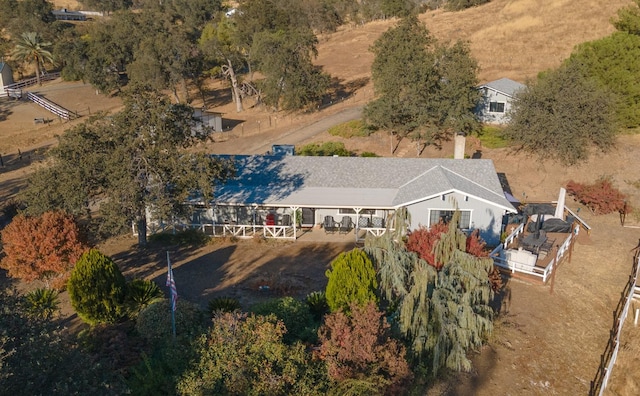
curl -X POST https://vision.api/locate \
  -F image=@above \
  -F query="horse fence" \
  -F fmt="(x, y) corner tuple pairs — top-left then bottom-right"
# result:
(589, 248), (640, 395)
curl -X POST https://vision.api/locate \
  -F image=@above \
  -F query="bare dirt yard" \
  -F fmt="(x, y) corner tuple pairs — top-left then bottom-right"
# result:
(2, 0), (640, 394)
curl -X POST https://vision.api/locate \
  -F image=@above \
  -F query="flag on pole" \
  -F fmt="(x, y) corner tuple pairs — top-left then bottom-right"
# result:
(166, 251), (178, 312)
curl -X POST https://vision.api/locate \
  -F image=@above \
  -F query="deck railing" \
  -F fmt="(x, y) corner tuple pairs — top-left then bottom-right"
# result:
(492, 223), (578, 283)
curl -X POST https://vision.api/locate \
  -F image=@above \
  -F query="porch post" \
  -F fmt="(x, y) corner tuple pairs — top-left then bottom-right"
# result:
(354, 208), (361, 243)
(291, 206), (299, 240)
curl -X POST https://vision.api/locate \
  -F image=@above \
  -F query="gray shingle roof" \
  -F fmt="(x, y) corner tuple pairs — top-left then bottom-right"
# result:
(479, 78), (525, 97)
(213, 155), (515, 212)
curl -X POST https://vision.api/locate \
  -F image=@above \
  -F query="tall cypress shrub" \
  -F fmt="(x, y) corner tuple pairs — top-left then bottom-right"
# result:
(68, 249), (126, 325)
(325, 249), (378, 312)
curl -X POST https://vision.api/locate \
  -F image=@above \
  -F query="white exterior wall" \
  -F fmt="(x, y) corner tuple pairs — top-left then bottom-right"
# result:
(0, 65), (14, 96)
(406, 191), (505, 246)
(478, 88), (514, 125)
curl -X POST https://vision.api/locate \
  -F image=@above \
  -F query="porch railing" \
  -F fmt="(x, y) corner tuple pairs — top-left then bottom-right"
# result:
(134, 221), (297, 240)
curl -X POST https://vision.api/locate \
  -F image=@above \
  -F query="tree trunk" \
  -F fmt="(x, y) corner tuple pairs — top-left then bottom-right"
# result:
(35, 61), (41, 86)
(137, 216), (148, 247)
(172, 85), (180, 103)
(227, 59), (243, 113)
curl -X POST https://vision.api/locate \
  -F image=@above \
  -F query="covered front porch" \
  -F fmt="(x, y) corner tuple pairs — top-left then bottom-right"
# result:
(141, 204), (397, 242)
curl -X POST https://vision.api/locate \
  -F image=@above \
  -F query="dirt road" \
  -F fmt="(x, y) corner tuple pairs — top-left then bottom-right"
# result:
(207, 106), (364, 155)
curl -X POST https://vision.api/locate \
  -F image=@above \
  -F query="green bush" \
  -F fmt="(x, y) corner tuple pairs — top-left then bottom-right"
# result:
(306, 291), (329, 320)
(297, 141), (354, 156)
(325, 249), (378, 313)
(250, 296), (318, 344)
(128, 344), (195, 395)
(177, 312), (329, 395)
(328, 120), (371, 138)
(67, 249), (127, 326)
(24, 288), (59, 320)
(148, 228), (209, 247)
(208, 297), (241, 315)
(360, 151), (380, 157)
(125, 279), (163, 318)
(135, 299), (205, 344)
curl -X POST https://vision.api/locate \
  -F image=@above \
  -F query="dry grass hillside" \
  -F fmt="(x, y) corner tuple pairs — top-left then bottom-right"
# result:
(315, 0), (632, 86)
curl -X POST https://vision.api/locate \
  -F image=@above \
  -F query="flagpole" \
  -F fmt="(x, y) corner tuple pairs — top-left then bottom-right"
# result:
(167, 251), (176, 340)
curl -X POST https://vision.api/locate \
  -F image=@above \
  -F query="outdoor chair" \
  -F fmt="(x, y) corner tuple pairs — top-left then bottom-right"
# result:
(265, 213), (276, 226)
(338, 216), (353, 234)
(372, 216), (384, 228)
(324, 216), (339, 233)
(358, 217), (370, 228)
(281, 214), (292, 226)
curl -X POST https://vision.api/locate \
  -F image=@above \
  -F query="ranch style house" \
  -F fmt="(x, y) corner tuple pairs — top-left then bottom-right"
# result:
(154, 155), (518, 246)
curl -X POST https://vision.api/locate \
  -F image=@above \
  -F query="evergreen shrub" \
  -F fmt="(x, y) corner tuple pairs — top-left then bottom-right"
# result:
(67, 249), (127, 326)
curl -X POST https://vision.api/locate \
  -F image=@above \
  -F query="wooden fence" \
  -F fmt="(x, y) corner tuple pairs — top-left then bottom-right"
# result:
(1, 72), (60, 95)
(26, 91), (77, 121)
(589, 249), (640, 395)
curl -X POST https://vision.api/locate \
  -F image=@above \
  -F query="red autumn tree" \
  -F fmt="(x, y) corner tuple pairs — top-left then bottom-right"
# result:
(406, 224), (501, 290)
(405, 222), (449, 269)
(318, 302), (412, 394)
(407, 223), (488, 270)
(466, 229), (489, 258)
(0, 211), (88, 289)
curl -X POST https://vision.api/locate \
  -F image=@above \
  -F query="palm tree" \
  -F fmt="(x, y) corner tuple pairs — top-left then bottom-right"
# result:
(13, 32), (54, 86)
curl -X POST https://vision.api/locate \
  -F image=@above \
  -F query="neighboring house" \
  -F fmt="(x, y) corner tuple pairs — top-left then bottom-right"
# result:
(476, 78), (525, 124)
(165, 156), (517, 246)
(52, 8), (87, 21)
(0, 62), (14, 97)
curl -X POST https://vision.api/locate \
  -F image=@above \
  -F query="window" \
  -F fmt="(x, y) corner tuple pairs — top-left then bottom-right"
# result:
(429, 210), (471, 229)
(339, 208), (376, 215)
(489, 102), (505, 113)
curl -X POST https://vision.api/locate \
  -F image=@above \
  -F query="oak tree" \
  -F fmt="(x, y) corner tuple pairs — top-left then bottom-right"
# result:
(21, 88), (233, 246)
(505, 61), (617, 165)
(365, 16), (481, 153)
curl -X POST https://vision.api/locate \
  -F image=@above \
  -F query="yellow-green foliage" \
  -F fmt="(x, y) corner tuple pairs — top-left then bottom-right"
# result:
(67, 249), (126, 326)
(327, 120), (370, 138)
(477, 125), (509, 148)
(325, 249), (378, 312)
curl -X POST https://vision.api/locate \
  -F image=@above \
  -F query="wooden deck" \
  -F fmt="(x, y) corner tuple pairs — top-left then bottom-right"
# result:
(492, 221), (579, 285)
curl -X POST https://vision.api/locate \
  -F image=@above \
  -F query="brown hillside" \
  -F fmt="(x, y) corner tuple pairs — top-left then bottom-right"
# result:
(315, 0), (632, 86)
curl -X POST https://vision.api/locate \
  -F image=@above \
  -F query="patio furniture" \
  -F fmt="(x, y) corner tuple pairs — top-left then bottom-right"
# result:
(339, 216), (353, 234)
(522, 230), (547, 254)
(324, 216), (339, 233)
(265, 213), (276, 226)
(358, 217), (370, 228)
(537, 238), (556, 259)
(372, 216), (385, 228)
(282, 214), (292, 226)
